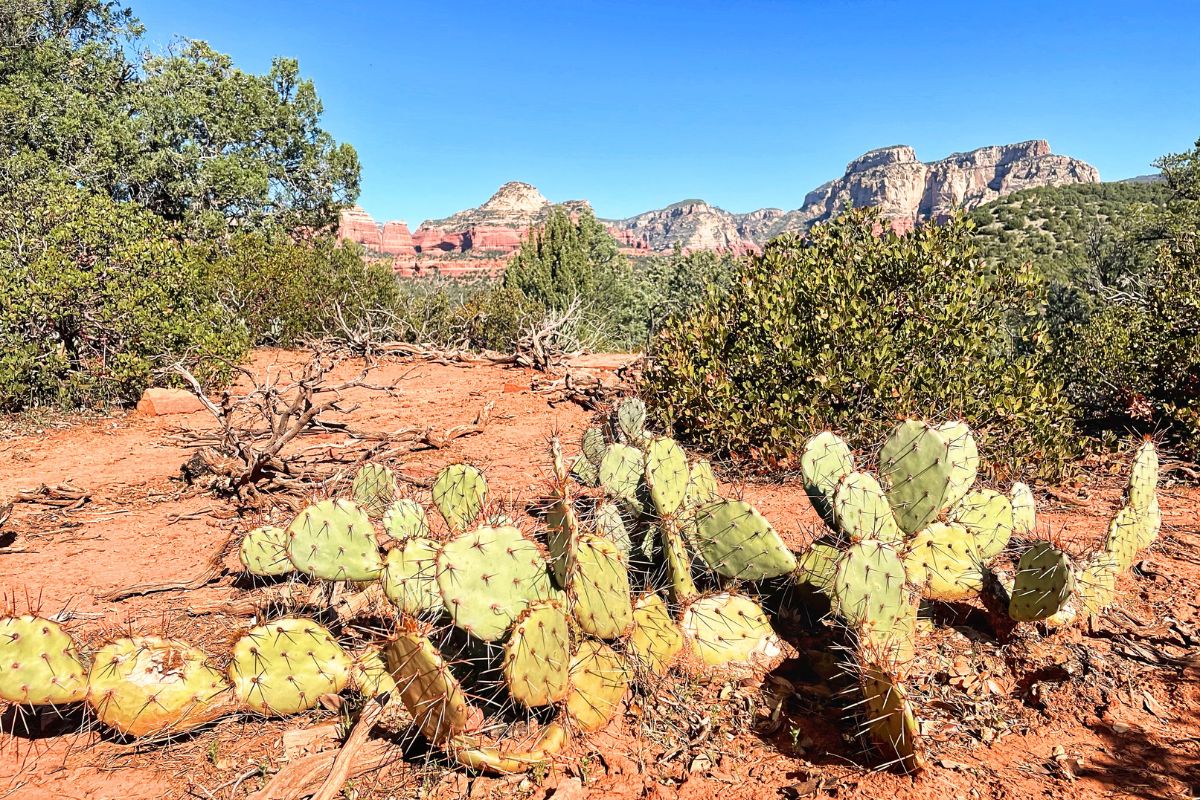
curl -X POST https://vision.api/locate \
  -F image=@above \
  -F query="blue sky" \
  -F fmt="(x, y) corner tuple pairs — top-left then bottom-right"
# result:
(135, 0), (1200, 225)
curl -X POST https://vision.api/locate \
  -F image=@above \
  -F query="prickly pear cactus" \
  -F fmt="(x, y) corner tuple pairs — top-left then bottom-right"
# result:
(382, 537), (443, 616)
(937, 421), (980, 511)
(950, 489), (1013, 563)
(831, 540), (908, 638)
(594, 501), (632, 554)
(693, 499), (797, 580)
(1127, 440), (1159, 514)
(545, 497), (582, 588)
(660, 519), (699, 602)
(432, 464), (489, 533)
(565, 639), (629, 731)
(1008, 542), (1075, 622)
(382, 499), (430, 541)
(0, 616), (88, 705)
(569, 535), (634, 639)
(793, 542), (841, 593)
(615, 397), (650, 448)
(879, 420), (958, 535)
(1103, 504), (1144, 571)
(502, 600), (570, 707)
(436, 525), (551, 641)
(801, 431), (855, 527)
(644, 437), (690, 516)
(581, 427), (607, 466)
(903, 522), (982, 601)
(285, 499), (383, 582)
(855, 659), (925, 773)
(352, 463), (398, 518)
(628, 593), (683, 675)
(1075, 551), (1120, 618)
(385, 631), (474, 744)
(229, 617), (351, 716)
(87, 637), (232, 738)
(1010, 482), (1036, 535)
(599, 443), (644, 505)
(685, 459), (719, 508)
(571, 455), (600, 487)
(834, 471), (903, 544)
(350, 649), (397, 698)
(681, 593), (782, 668)
(239, 525), (293, 577)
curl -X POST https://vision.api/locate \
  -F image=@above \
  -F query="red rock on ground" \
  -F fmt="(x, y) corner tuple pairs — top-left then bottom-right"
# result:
(136, 388), (204, 416)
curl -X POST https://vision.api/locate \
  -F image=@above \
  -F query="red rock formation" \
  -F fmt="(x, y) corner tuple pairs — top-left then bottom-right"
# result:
(463, 225), (526, 253)
(380, 221), (416, 257)
(338, 206), (382, 250)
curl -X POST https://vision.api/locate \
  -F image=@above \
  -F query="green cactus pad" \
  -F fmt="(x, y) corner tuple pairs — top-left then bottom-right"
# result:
(681, 593), (782, 667)
(628, 593), (683, 675)
(1010, 482), (1036, 535)
(1139, 496), (1162, 549)
(352, 463), (398, 518)
(0, 616), (88, 705)
(794, 542), (841, 593)
(569, 535), (634, 639)
(879, 420), (958, 536)
(831, 540), (907, 637)
(385, 631), (473, 744)
(285, 499), (383, 582)
(238, 525), (293, 577)
(1128, 440), (1159, 514)
(545, 498), (582, 588)
(1103, 504), (1144, 571)
(1076, 551), (1121, 618)
(615, 397), (649, 446)
(801, 431), (855, 527)
(382, 499), (430, 542)
(350, 649), (397, 698)
(857, 660), (924, 773)
(950, 489), (1013, 564)
(432, 464), (489, 532)
(903, 523), (983, 601)
(833, 471), (904, 544)
(229, 617), (351, 716)
(87, 637), (232, 739)
(382, 537), (443, 616)
(436, 525), (551, 641)
(571, 455), (600, 487)
(937, 421), (980, 512)
(566, 639), (629, 731)
(685, 459), (719, 508)
(599, 444), (644, 503)
(502, 601), (570, 708)
(693, 499), (797, 580)
(660, 519), (699, 602)
(582, 427), (607, 465)
(644, 437), (690, 517)
(1008, 542), (1075, 622)
(595, 501), (632, 554)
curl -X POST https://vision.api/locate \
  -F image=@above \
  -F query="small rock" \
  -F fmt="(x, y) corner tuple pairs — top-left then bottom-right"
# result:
(551, 777), (587, 800)
(136, 387), (204, 416)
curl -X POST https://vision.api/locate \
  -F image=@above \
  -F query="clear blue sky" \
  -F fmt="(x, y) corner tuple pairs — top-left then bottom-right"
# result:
(135, 0), (1199, 225)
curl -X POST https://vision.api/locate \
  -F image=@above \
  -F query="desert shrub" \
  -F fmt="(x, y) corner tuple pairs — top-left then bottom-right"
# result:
(635, 247), (742, 335)
(644, 208), (1077, 480)
(0, 183), (247, 410)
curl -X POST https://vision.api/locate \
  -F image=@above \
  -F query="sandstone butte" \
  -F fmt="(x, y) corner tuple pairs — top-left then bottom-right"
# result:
(338, 139), (1099, 275)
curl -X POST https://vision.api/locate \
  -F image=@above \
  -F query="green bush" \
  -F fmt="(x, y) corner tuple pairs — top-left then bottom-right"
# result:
(644, 208), (1077, 480)
(0, 183), (247, 410)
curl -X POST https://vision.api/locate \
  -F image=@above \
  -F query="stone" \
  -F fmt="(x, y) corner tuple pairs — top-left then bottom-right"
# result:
(136, 387), (204, 416)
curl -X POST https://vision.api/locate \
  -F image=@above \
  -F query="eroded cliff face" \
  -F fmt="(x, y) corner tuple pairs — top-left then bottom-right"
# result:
(337, 140), (1099, 269)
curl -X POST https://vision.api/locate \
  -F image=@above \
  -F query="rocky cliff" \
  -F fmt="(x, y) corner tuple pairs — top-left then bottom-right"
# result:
(338, 140), (1099, 267)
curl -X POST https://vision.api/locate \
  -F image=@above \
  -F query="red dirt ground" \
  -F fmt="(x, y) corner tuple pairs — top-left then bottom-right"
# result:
(1, 351), (1198, 800)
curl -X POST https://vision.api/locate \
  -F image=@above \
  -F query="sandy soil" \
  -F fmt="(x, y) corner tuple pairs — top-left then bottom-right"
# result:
(0, 351), (1197, 800)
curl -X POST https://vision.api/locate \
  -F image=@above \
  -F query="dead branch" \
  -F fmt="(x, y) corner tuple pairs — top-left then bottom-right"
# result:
(310, 699), (387, 800)
(248, 738), (396, 800)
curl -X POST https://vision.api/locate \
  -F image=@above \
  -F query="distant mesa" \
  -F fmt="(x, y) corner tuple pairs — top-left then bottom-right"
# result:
(338, 140), (1099, 273)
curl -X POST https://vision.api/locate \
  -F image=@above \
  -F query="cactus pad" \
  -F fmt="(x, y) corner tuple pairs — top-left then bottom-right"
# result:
(87, 637), (231, 738)
(581, 427), (607, 465)
(794, 542), (841, 593)
(502, 601), (570, 707)
(937, 421), (980, 511)
(350, 649), (397, 698)
(285, 499), (383, 582)
(571, 455), (600, 487)
(382, 537), (443, 616)
(0, 616), (88, 705)
(879, 420), (956, 535)
(831, 540), (907, 636)
(545, 498), (582, 588)
(1010, 482), (1036, 535)
(685, 459), (719, 508)
(382, 499), (430, 542)
(565, 639), (629, 731)
(903, 523), (982, 601)
(681, 593), (782, 667)
(238, 525), (293, 577)
(833, 471), (904, 544)
(693, 499), (797, 580)
(595, 501), (632, 554)
(432, 464), (488, 532)
(628, 593), (683, 675)
(569, 535), (634, 639)
(1103, 504), (1144, 571)
(615, 397), (649, 446)
(1127, 440), (1159, 513)
(856, 660), (924, 773)
(1076, 551), (1120, 618)
(352, 463), (398, 518)
(801, 431), (854, 527)
(950, 489), (1013, 564)
(644, 437), (690, 516)
(436, 525), (551, 641)
(385, 631), (473, 743)
(1008, 542), (1075, 622)
(599, 444), (644, 503)
(229, 617), (351, 716)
